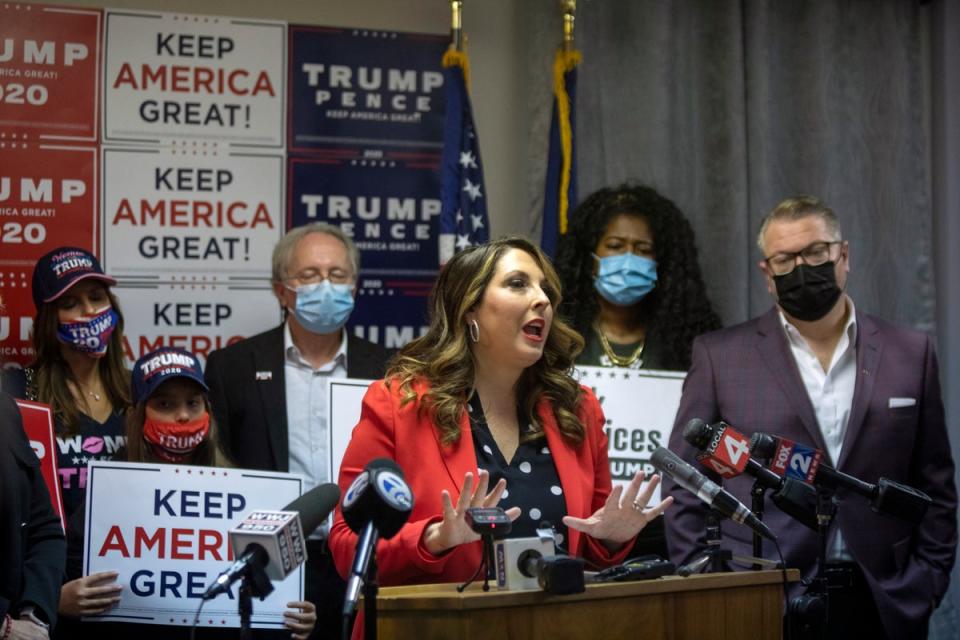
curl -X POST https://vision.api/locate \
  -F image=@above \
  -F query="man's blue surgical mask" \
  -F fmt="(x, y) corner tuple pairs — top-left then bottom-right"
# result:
(594, 253), (658, 306)
(288, 280), (355, 335)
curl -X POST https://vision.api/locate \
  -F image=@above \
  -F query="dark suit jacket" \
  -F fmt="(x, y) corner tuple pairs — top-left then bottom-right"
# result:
(665, 307), (957, 638)
(204, 325), (391, 471)
(0, 391), (66, 630)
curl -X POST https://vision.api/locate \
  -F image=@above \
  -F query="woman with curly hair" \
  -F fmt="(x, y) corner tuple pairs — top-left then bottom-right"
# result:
(329, 236), (672, 638)
(555, 184), (721, 371)
(555, 185), (720, 560)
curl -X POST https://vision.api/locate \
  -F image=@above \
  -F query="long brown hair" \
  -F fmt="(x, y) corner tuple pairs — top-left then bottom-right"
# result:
(30, 287), (132, 434)
(125, 393), (232, 468)
(387, 236), (586, 446)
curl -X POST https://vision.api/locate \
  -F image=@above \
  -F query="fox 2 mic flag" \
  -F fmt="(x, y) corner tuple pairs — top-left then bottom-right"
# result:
(439, 47), (489, 266)
(540, 48), (581, 259)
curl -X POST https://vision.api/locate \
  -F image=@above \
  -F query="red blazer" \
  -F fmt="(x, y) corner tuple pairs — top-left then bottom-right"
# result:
(329, 379), (632, 588)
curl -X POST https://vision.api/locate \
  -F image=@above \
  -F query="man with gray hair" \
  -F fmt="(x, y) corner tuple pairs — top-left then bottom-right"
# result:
(205, 223), (390, 639)
(665, 196), (956, 638)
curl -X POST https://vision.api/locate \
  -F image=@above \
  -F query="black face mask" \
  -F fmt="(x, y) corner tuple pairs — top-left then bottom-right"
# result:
(773, 261), (842, 322)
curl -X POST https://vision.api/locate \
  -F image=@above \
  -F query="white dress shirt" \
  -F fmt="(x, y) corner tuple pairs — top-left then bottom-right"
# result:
(283, 322), (348, 539)
(779, 298), (857, 561)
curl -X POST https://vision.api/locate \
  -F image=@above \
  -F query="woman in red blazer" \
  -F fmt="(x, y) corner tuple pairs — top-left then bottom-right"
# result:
(329, 237), (672, 632)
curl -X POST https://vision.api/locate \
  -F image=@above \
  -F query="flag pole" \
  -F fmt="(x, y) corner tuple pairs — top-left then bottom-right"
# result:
(450, 0), (463, 52)
(561, 0), (576, 52)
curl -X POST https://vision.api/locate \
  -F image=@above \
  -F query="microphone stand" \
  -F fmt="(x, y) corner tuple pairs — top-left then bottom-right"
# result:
(678, 510), (780, 576)
(787, 487), (834, 640)
(750, 480), (767, 570)
(363, 556), (379, 640)
(237, 562), (273, 640)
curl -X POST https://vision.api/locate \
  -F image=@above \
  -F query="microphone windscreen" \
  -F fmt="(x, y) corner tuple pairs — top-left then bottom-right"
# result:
(681, 418), (710, 449)
(749, 432), (778, 459)
(285, 483), (342, 536)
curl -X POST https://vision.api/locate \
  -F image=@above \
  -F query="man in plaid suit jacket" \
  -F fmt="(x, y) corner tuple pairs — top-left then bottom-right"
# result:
(665, 196), (956, 639)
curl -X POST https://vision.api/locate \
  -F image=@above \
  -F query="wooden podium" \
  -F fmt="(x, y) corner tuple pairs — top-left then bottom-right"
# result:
(373, 570), (798, 639)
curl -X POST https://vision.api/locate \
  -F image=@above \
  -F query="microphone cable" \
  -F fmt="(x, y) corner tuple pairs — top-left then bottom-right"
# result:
(772, 539), (793, 640)
(189, 597), (207, 640)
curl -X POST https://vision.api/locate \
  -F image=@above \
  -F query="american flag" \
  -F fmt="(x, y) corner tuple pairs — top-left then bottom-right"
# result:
(438, 48), (489, 266)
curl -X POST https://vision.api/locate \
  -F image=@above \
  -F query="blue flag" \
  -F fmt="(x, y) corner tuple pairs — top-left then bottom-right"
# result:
(439, 49), (489, 265)
(541, 49), (581, 258)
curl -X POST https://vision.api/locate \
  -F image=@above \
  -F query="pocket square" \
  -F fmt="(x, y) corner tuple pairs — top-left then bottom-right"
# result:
(255, 371), (273, 381)
(888, 397), (916, 408)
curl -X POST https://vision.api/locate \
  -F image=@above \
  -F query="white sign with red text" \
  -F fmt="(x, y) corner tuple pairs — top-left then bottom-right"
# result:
(101, 146), (284, 278)
(113, 282), (280, 367)
(103, 10), (285, 147)
(84, 460), (304, 628)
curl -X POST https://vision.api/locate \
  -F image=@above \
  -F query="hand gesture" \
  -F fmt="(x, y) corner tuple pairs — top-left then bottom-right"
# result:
(283, 600), (316, 640)
(59, 571), (122, 618)
(563, 472), (673, 546)
(422, 469), (520, 555)
(7, 619), (49, 640)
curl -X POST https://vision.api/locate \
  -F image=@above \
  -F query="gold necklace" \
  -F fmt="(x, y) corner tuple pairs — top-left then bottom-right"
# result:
(594, 324), (644, 367)
(74, 381), (103, 402)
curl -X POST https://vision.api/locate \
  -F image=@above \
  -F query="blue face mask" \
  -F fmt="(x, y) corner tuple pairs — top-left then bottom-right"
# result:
(288, 280), (355, 335)
(57, 307), (119, 357)
(594, 253), (658, 306)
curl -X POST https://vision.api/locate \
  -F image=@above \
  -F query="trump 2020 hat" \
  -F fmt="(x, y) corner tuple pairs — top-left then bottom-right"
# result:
(32, 247), (117, 309)
(132, 347), (209, 405)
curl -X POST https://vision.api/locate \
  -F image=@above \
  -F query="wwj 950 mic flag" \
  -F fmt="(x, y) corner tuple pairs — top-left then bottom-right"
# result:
(438, 46), (489, 266)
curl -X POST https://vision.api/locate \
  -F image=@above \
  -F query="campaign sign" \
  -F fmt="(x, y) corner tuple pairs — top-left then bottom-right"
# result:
(328, 379), (375, 489)
(0, 4), (101, 141)
(1, 144), (98, 264)
(288, 26), (447, 152)
(114, 281), (280, 367)
(15, 399), (65, 530)
(573, 366), (686, 504)
(102, 146), (284, 278)
(0, 278), (36, 367)
(288, 154), (441, 273)
(103, 10), (285, 147)
(84, 460), (304, 628)
(0, 143), (97, 365)
(348, 274), (430, 349)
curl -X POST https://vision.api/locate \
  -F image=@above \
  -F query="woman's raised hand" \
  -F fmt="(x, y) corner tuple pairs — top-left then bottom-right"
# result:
(422, 469), (520, 555)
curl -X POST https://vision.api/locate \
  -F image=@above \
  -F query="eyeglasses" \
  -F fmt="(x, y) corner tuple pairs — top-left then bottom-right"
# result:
(284, 267), (352, 286)
(764, 241), (843, 276)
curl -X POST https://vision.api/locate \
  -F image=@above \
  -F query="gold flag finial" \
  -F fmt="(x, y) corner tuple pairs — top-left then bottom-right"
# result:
(450, 0), (464, 51)
(561, 0), (576, 51)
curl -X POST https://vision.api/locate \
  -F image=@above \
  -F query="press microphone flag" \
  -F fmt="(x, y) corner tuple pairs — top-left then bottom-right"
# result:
(342, 458), (414, 617)
(750, 432), (931, 524)
(202, 482), (341, 600)
(651, 446), (776, 541)
(683, 419), (818, 531)
(682, 418), (750, 479)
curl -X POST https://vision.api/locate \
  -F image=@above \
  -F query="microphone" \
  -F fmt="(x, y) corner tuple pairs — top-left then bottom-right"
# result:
(516, 549), (585, 595)
(342, 458), (414, 617)
(651, 447), (777, 541)
(203, 483), (341, 600)
(750, 432), (931, 524)
(683, 419), (818, 530)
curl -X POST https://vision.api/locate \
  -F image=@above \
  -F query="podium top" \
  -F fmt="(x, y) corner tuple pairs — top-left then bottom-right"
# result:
(375, 569), (800, 612)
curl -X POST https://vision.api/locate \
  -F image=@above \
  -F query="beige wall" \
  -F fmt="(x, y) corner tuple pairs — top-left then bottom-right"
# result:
(45, 0), (531, 238)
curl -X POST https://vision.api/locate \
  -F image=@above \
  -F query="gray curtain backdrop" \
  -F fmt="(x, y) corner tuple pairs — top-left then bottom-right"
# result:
(524, 1), (960, 636)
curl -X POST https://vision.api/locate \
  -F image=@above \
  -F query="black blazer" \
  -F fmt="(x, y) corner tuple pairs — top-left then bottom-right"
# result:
(204, 325), (391, 472)
(0, 391), (65, 629)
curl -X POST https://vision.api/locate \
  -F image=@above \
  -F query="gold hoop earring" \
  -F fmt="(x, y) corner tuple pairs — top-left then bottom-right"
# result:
(469, 320), (480, 343)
